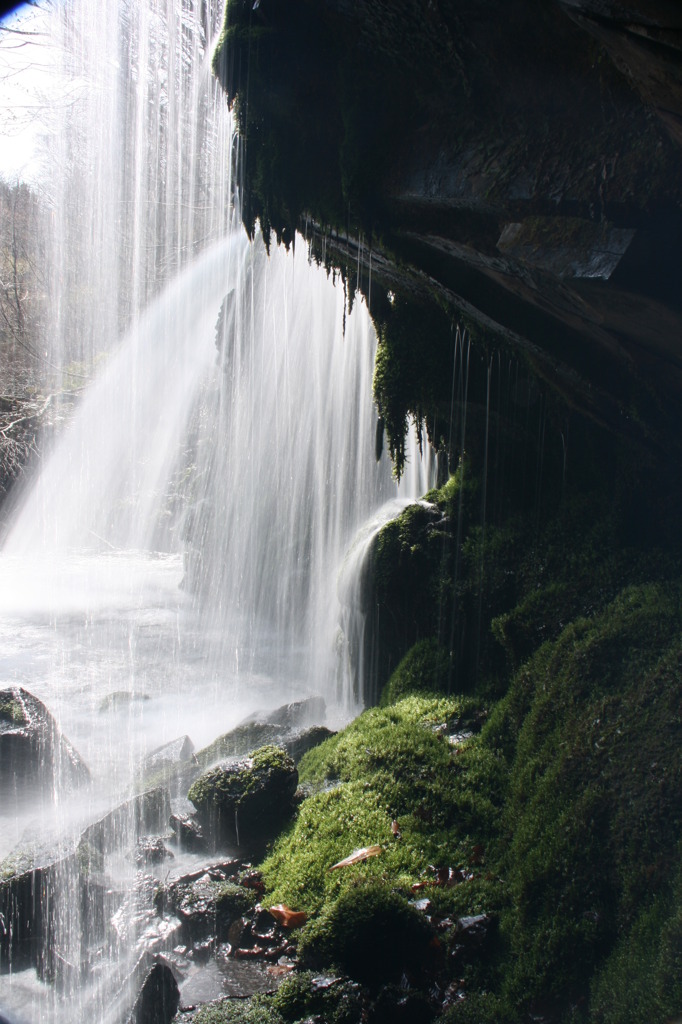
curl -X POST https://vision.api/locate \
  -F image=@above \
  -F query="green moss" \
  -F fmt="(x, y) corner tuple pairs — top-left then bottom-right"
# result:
(269, 971), (364, 1024)
(439, 992), (513, 1024)
(260, 781), (395, 914)
(0, 695), (27, 725)
(237, 568), (682, 1018)
(188, 745), (294, 808)
(215, 880), (257, 929)
(297, 695), (501, 838)
(379, 638), (452, 705)
(297, 878), (433, 985)
(261, 694), (505, 957)
(369, 466), (529, 698)
(591, 870), (682, 1024)
(372, 294), (460, 479)
(191, 997), (283, 1024)
(482, 582), (682, 1015)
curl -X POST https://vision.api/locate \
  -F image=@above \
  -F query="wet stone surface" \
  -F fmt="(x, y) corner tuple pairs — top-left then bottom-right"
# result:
(0, 686), (90, 797)
(129, 961), (180, 1024)
(187, 746), (298, 851)
(169, 813), (207, 853)
(133, 837), (175, 867)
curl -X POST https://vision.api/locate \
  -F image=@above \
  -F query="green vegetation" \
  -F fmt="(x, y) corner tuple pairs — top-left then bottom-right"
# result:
(486, 587), (682, 1015)
(269, 971), (365, 1024)
(191, 1000), (284, 1024)
(372, 293), (460, 478)
(215, 880), (257, 933)
(263, 692), (501, 912)
(378, 638), (452, 705)
(234, 452), (682, 1023)
(188, 744), (295, 808)
(298, 879), (433, 984)
(185, 974), (368, 1024)
(206, 11), (682, 1013)
(0, 693), (27, 725)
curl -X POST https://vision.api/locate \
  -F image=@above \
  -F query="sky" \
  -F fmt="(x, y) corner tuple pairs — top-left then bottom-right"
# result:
(0, 1), (59, 182)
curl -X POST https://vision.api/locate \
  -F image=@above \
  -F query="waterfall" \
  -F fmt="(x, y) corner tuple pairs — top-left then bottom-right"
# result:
(0, 0), (432, 1019)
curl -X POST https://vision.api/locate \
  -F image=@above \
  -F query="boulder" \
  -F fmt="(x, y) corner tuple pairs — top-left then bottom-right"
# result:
(187, 745), (298, 850)
(165, 872), (256, 944)
(193, 697), (327, 771)
(194, 722), (283, 772)
(143, 735), (195, 771)
(82, 787), (171, 855)
(138, 736), (197, 795)
(169, 812), (207, 852)
(284, 725), (335, 764)
(99, 691), (150, 712)
(0, 787), (171, 975)
(0, 831), (114, 979)
(133, 837), (174, 867)
(0, 686), (90, 796)
(129, 962), (180, 1024)
(170, 701), (326, 800)
(237, 696), (326, 731)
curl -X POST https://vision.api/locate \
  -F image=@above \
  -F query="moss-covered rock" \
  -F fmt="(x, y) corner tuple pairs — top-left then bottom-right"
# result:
(479, 582), (682, 1018)
(185, 999), (284, 1024)
(256, 692), (505, 1008)
(0, 686), (90, 796)
(187, 745), (298, 851)
(297, 878), (434, 985)
(165, 874), (257, 942)
(379, 638), (453, 705)
(268, 970), (364, 1024)
(249, 571), (682, 1020)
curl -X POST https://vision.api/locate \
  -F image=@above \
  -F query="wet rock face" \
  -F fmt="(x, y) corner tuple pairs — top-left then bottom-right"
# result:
(216, 0), (682, 458)
(170, 812), (207, 852)
(187, 745), (298, 851)
(129, 962), (180, 1024)
(0, 786), (171, 975)
(0, 686), (90, 796)
(557, 0), (682, 149)
(164, 863), (255, 943)
(237, 697), (326, 733)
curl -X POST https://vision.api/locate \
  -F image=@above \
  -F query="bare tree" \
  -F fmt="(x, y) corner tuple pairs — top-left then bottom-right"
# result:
(0, 178), (50, 493)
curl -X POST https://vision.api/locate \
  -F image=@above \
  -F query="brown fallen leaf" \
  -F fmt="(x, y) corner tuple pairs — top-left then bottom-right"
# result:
(328, 845), (383, 871)
(268, 904), (308, 929)
(267, 963), (295, 977)
(234, 945), (265, 958)
(431, 865), (465, 887)
(391, 819), (401, 838)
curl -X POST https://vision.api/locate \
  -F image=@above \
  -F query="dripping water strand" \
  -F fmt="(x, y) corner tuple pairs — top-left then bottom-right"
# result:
(474, 353), (493, 683)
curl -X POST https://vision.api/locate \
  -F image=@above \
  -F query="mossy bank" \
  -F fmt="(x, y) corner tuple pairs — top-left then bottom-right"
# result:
(175, 460), (682, 1023)
(204, 2), (682, 1019)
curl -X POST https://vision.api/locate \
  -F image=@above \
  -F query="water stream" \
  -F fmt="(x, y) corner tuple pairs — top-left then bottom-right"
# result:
(0, 1), (432, 1019)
